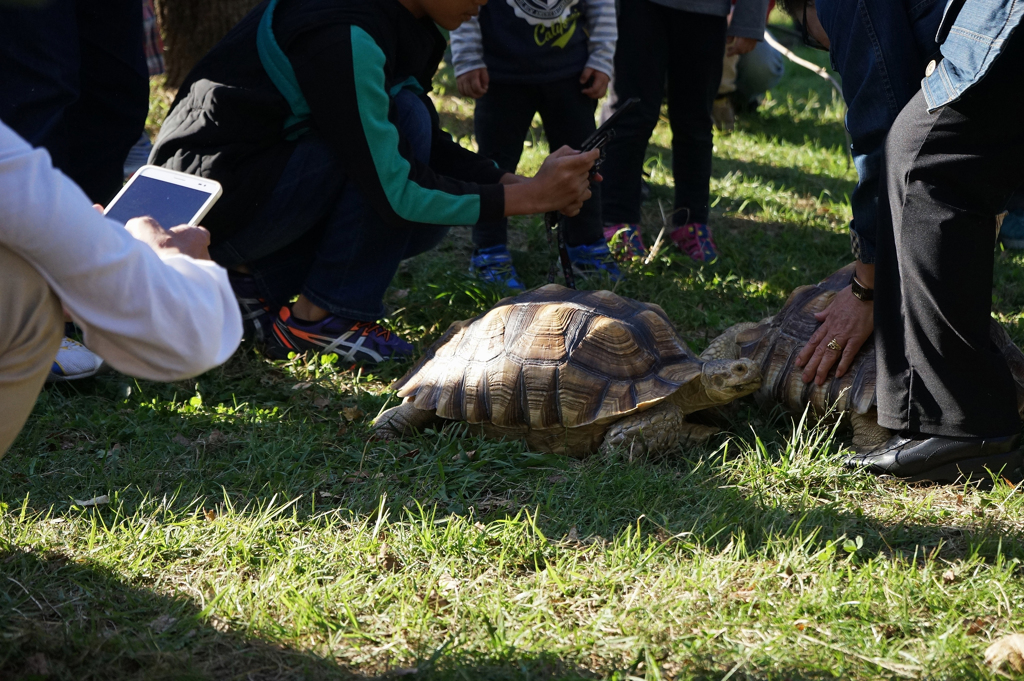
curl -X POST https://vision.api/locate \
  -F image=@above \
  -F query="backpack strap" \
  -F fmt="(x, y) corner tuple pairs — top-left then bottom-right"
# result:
(256, 0), (311, 141)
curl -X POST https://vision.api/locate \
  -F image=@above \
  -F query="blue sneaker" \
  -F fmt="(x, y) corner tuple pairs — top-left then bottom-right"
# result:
(228, 271), (273, 343)
(566, 239), (622, 282)
(1000, 210), (1024, 249)
(266, 306), (414, 364)
(470, 245), (525, 290)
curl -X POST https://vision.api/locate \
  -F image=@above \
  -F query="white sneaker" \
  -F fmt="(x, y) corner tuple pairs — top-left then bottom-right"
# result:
(47, 337), (106, 382)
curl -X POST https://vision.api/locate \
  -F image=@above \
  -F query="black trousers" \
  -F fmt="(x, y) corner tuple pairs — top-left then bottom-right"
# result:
(0, 0), (148, 204)
(600, 1), (727, 227)
(876, 35), (1024, 438)
(472, 76), (603, 250)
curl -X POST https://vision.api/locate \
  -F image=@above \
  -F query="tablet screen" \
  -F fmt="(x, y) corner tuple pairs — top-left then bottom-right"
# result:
(105, 175), (214, 228)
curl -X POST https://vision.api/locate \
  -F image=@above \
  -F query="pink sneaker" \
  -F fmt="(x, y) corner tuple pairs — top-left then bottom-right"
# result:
(670, 222), (719, 262)
(602, 223), (647, 259)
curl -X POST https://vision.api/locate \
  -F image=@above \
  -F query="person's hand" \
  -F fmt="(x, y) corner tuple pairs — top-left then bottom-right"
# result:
(795, 286), (874, 386)
(504, 146), (600, 217)
(456, 68), (489, 99)
(580, 68), (610, 99)
(124, 216), (212, 261)
(726, 36), (758, 56)
(533, 146), (600, 216)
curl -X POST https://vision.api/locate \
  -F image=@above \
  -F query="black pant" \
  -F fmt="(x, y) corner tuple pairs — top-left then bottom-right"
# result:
(876, 36), (1024, 438)
(0, 0), (148, 204)
(600, 1), (727, 227)
(472, 77), (603, 249)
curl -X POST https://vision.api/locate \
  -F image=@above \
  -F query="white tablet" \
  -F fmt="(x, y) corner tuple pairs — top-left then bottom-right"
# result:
(105, 165), (223, 228)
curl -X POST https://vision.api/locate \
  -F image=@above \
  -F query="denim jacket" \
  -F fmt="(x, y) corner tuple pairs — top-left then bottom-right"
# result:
(923, 0), (1024, 111)
(817, 0), (945, 263)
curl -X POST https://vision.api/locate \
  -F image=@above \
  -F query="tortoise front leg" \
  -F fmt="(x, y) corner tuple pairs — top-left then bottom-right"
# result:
(850, 409), (891, 453)
(372, 400), (441, 440)
(601, 401), (690, 456)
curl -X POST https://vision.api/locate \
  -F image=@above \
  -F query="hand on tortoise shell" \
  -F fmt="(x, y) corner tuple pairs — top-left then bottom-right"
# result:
(795, 285), (874, 386)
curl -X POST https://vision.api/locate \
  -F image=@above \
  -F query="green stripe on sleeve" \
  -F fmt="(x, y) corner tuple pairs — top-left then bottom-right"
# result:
(350, 26), (481, 225)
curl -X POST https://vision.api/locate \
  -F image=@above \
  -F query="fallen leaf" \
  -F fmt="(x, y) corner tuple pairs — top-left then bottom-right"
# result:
(966, 616), (994, 636)
(391, 667), (418, 676)
(942, 569), (957, 584)
(377, 543), (402, 572)
(74, 494), (109, 507)
(465, 450), (476, 460)
(730, 589), (756, 603)
(292, 382), (312, 391)
(149, 614), (178, 634)
(23, 653), (49, 676)
(343, 470), (370, 484)
(986, 633), (1024, 673)
(204, 508), (217, 522)
(172, 435), (191, 446)
(342, 407), (365, 422)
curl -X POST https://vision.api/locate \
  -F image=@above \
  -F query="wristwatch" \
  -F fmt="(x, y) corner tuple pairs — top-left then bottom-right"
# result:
(850, 273), (874, 301)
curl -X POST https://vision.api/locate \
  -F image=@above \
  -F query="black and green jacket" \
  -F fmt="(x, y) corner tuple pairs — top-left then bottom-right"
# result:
(151, 0), (507, 243)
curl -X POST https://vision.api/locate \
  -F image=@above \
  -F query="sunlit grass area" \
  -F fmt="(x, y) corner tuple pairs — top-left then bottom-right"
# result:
(5, 24), (1024, 681)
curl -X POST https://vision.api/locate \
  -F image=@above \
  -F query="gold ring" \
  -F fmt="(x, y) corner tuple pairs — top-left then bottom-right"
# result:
(827, 338), (842, 352)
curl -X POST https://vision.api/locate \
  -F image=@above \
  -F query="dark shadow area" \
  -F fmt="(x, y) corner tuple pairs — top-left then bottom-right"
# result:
(0, 546), (615, 680)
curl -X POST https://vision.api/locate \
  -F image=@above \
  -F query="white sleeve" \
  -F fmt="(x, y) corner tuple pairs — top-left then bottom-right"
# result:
(584, 0), (617, 78)
(449, 15), (486, 77)
(0, 122), (243, 382)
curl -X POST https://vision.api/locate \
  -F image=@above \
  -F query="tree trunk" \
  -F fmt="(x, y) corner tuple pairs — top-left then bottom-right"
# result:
(155, 0), (262, 89)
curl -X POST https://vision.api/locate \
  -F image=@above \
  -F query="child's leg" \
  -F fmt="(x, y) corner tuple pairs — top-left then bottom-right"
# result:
(599, 0), (670, 226)
(537, 77), (602, 248)
(665, 10), (727, 227)
(297, 89), (442, 321)
(208, 138), (346, 311)
(472, 82), (540, 250)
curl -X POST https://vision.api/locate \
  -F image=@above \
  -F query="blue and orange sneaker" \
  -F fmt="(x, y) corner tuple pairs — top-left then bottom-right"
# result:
(266, 306), (414, 364)
(229, 271), (273, 343)
(602, 223), (647, 259)
(470, 245), (525, 290)
(566, 238), (622, 282)
(670, 222), (719, 262)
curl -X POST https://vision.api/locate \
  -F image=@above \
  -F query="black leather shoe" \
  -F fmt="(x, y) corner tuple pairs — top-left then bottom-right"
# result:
(845, 433), (1022, 483)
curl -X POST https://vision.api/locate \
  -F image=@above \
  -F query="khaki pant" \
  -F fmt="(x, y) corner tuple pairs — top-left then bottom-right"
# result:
(0, 246), (63, 457)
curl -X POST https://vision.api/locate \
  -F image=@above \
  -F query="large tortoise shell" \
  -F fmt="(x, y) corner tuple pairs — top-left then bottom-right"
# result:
(393, 285), (703, 429)
(738, 265), (1024, 418)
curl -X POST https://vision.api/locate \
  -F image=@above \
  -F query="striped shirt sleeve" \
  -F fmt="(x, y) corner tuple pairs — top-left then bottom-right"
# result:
(450, 16), (486, 77)
(584, 0), (617, 77)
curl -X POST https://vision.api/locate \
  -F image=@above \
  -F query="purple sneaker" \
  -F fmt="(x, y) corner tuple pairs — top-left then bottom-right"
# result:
(266, 306), (414, 364)
(229, 271), (273, 343)
(602, 223), (647, 259)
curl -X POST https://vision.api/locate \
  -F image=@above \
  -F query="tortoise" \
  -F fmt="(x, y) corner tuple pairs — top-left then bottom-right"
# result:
(372, 285), (762, 457)
(701, 264), (1024, 450)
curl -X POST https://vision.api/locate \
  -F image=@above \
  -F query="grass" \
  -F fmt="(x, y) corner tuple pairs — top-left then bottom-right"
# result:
(6, 22), (1024, 681)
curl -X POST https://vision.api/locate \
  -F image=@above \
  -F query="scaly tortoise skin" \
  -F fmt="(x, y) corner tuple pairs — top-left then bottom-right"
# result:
(702, 265), (1024, 449)
(373, 284), (762, 457)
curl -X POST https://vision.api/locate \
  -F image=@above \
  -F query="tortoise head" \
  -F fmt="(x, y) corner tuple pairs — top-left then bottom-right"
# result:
(700, 358), (761, 405)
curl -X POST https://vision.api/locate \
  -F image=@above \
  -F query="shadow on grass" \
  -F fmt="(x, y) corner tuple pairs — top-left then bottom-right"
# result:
(0, 546), (610, 681)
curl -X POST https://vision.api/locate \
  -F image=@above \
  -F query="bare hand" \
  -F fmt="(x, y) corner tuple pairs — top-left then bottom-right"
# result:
(580, 68), (611, 99)
(534, 146), (600, 216)
(456, 68), (489, 99)
(795, 286), (874, 385)
(726, 36), (758, 57)
(125, 216), (212, 261)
